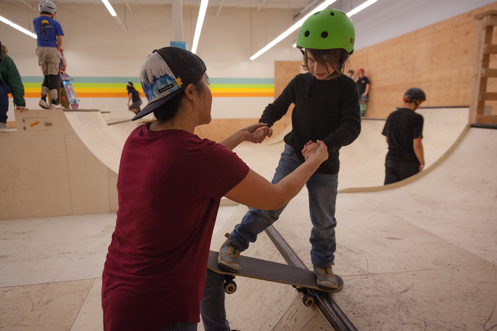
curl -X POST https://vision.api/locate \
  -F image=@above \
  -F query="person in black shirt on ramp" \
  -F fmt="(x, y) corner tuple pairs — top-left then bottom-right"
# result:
(218, 9), (361, 291)
(382, 87), (426, 185)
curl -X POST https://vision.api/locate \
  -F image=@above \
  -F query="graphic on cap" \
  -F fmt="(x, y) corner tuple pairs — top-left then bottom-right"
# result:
(140, 52), (182, 103)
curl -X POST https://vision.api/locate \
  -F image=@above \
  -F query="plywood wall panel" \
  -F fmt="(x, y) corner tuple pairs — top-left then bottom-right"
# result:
(348, 2), (497, 118)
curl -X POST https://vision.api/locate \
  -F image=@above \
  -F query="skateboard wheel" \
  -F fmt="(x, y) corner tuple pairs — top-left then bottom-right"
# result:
(224, 280), (237, 294)
(302, 295), (315, 307)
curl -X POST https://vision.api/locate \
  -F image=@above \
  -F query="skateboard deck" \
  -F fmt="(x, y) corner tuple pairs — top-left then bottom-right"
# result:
(208, 250), (343, 306)
(61, 71), (79, 109)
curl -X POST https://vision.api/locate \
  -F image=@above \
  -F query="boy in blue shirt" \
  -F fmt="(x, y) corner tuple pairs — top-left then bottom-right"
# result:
(33, 0), (64, 109)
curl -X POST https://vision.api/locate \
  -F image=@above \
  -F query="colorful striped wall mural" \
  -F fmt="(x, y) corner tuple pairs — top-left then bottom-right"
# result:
(21, 77), (274, 98)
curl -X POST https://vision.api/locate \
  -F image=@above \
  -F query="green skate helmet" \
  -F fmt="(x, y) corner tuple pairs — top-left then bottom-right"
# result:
(297, 9), (355, 54)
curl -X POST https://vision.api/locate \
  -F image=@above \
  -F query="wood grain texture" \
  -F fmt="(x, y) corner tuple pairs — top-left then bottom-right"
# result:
(348, 2), (497, 119)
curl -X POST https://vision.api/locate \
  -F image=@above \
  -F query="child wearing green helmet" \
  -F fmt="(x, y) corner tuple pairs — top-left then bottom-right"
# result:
(219, 9), (361, 290)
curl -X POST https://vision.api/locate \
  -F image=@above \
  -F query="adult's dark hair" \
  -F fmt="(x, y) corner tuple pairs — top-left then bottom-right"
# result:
(153, 79), (205, 123)
(302, 48), (350, 79)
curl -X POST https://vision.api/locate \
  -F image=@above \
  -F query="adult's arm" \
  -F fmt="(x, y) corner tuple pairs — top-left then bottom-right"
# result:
(225, 140), (328, 210)
(413, 137), (425, 171)
(218, 123), (270, 151)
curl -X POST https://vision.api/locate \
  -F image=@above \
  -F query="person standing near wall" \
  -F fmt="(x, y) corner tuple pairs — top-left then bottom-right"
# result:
(218, 9), (361, 290)
(382, 87), (426, 185)
(0, 42), (28, 129)
(126, 82), (142, 115)
(356, 68), (370, 117)
(34, 0), (64, 109)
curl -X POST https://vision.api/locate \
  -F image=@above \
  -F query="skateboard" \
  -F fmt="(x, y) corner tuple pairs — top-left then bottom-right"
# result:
(207, 250), (343, 307)
(61, 71), (79, 109)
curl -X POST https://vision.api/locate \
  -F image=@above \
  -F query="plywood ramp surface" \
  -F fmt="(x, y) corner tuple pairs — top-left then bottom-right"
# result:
(0, 109), (121, 220)
(217, 126), (496, 330)
(234, 107), (469, 191)
(64, 111), (139, 174)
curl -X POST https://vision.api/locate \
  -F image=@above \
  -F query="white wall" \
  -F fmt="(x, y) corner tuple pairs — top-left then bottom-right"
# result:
(0, 2), (301, 121)
(1, 0), (495, 121)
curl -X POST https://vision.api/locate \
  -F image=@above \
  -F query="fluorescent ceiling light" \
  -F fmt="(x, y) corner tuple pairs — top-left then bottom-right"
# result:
(250, 0), (337, 61)
(291, 0), (378, 48)
(347, 0), (377, 17)
(192, 0), (209, 54)
(0, 15), (37, 39)
(102, 0), (117, 17)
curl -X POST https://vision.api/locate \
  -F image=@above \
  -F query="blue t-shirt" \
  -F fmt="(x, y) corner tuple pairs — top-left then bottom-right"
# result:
(33, 16), (64, 48)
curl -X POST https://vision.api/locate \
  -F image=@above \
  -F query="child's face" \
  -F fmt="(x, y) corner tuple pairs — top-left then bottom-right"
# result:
(307, 53), (335, 81)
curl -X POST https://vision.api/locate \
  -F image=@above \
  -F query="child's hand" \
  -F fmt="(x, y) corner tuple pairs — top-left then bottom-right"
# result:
(239, 124), (272, 143)
(302, 140), (318, 160)
(302, 140), (328, 163)
(15, 106), (29, 112)
(251, 126), (273, 143)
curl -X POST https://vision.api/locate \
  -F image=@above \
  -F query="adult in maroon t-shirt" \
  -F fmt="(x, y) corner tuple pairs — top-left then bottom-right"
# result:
(102, 47), (330, 331)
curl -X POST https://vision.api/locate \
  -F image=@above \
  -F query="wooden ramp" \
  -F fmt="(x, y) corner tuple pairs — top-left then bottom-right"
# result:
(0, 107), (469, 220)
(0, 109), (137, 220)
(206, 126), (497, 330)
(234, 107), (469, 190)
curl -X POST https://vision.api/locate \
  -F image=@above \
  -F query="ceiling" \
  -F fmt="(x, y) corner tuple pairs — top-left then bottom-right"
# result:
(12, 0), (363, 16)
(14, 0), (320, 9)
(6, 0), (496, 51)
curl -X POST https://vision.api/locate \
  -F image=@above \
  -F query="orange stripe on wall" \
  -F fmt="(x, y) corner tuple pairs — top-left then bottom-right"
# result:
(212, 92), (274, 97)
(25, 92), (274, 98)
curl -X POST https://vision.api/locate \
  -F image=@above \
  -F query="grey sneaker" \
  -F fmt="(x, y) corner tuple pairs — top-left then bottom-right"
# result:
(39, 99), (50, 109)
(314, 265), (338, 290)
(0, 122), (7, 129)
(218, 233), (241, 272)
(50, 104), (64, 109)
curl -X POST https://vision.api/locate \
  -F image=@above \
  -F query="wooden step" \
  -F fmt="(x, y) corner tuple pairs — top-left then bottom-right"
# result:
(479, 92), (497, 100)
(475, 10), (497, 26)
(484, 44), (497, 54)
(476, 114), (497, 124)
(482, 68), (497, 77)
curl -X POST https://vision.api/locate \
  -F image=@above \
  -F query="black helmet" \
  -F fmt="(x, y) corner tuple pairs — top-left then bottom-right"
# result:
(403, 87), (426, 102)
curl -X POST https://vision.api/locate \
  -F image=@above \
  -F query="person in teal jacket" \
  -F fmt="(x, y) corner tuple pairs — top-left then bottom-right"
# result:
(0, 42), (28, 129)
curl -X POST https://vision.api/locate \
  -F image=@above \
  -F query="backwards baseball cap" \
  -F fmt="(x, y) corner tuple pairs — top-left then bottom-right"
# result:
(133, 47), (207, 120)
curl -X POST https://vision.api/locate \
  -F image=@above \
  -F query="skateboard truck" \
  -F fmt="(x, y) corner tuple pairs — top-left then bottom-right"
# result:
(223, 275), (237, 294)
(293, 285), (316, 307)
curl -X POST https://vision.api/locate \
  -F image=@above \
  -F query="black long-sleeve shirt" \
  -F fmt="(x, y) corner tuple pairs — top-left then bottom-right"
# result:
(260, 73), (361, 174)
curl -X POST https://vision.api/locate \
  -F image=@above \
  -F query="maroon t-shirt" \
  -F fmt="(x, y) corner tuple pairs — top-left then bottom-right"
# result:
(102, 125), (249, 331)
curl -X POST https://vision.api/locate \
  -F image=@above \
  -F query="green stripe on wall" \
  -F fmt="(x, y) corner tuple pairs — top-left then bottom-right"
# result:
(21, 76), (275, 85)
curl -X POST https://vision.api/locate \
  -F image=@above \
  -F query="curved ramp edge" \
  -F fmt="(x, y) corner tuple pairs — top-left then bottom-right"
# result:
(338, 124), (471, 193)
